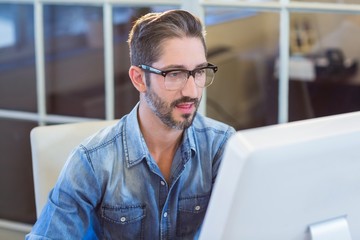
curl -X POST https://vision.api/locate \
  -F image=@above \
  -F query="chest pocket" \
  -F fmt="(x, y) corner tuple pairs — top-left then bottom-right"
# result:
(101, 204), (146, 240)
(176, 194), (210, 237)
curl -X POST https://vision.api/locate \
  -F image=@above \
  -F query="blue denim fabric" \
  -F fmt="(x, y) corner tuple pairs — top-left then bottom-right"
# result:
(26, 104), (235, 240)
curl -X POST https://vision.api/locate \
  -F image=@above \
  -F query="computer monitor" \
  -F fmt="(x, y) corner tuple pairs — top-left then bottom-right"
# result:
(199, 111), (360, 240)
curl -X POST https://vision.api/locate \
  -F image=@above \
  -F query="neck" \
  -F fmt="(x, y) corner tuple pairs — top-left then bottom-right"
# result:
(138, 100), (185, 153)
(137, 100), (185, 183)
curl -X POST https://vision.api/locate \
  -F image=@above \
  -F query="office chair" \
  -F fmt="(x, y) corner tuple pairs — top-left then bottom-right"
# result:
(30, 120), (119, 218)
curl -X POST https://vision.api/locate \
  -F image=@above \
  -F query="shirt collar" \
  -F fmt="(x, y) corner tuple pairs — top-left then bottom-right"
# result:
(123, 103), (148, 168)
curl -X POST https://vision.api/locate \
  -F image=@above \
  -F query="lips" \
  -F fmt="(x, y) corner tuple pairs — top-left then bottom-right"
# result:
(176, 102), (194, 114)
(176, 103), (193, 109)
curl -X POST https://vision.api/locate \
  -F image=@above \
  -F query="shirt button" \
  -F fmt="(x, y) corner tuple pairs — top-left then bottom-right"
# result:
(160, 181), (165, 186)
(163, 212), (168, 218)
(195, 205), (201, 211)
(120, 217), (126, 222)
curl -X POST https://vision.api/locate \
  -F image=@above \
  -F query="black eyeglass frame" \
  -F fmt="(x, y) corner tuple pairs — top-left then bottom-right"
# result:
(138, 63), (218, 79)
(138, 63), (218, 90)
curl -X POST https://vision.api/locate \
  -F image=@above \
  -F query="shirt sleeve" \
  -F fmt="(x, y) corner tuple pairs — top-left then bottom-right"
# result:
(26, 145), (102, 239)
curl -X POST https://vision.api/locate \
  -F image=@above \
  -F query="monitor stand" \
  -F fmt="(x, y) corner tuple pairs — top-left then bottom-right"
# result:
(309, 216), (352, 240)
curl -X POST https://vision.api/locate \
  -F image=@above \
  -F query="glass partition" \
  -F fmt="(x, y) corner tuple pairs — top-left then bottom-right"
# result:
(44, 5), (106, 118)
(206, 8), (280, 130)
(0, 4), (37, 112)
(0, 118), (37, 224)
(287, 13), (360, 120)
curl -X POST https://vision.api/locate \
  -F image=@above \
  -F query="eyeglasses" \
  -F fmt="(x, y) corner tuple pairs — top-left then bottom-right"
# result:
(138, 63), (218, 91)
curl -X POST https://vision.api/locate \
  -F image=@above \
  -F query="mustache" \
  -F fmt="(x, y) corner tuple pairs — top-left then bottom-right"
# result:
(171, 97), (199, 108)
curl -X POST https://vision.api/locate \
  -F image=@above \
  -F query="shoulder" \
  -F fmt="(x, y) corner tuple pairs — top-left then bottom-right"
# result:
(79, 117), (125, 153)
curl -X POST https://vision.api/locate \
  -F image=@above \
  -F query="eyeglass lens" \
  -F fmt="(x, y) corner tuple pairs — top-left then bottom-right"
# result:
(164, 68), (215, 90)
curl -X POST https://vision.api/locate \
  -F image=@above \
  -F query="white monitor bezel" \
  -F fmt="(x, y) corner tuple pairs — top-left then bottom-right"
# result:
(200, 111), (360, 240)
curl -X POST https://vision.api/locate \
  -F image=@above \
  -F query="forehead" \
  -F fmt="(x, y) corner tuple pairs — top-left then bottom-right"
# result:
(155, 37), (207, 68)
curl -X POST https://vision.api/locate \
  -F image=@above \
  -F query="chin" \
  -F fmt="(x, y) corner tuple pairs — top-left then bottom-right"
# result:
(179, 112), (196, 129)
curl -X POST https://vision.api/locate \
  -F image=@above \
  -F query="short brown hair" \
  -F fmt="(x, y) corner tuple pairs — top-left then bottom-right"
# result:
(127, 9), (206, 66)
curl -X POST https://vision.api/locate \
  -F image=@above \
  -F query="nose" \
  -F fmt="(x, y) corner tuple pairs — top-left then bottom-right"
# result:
(181, 74), (200, 98)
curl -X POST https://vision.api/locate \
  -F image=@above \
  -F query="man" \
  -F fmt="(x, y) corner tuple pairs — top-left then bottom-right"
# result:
(27, 9), (235, 239)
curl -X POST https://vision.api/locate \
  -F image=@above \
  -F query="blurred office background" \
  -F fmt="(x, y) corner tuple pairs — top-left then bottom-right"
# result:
(1, 0), (360, 238)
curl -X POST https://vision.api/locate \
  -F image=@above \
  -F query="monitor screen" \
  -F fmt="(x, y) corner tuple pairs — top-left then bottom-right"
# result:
(199, 111), (360, 240)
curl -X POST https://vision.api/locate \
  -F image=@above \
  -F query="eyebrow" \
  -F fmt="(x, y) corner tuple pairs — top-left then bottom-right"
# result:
(161, 62), (208, 71)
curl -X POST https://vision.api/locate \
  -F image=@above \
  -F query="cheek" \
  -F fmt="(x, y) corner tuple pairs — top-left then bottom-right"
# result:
(154, 88), (175, 105)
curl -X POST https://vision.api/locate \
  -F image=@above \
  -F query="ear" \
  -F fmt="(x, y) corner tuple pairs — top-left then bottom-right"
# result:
(129, 66), (146, 92)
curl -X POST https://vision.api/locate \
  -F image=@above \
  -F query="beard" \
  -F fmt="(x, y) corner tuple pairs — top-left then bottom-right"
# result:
(144, 89), (200, 130)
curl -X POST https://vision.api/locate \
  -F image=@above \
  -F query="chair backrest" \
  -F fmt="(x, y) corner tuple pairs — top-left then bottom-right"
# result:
(30, 120), (118, 218)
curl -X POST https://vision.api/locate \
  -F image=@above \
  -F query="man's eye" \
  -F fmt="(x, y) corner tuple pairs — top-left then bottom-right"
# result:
(168, 71), (184, 78)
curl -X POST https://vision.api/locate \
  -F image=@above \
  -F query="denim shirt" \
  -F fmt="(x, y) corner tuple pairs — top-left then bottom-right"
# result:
(26, 104), (235, 240)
